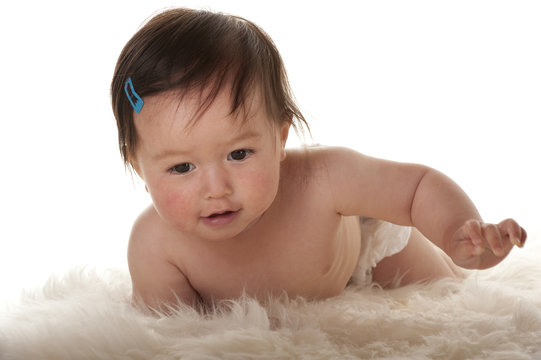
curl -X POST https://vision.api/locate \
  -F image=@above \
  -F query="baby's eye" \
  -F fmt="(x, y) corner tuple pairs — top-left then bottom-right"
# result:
(170, 163), (195, 174)
(228, 149), (253, 161)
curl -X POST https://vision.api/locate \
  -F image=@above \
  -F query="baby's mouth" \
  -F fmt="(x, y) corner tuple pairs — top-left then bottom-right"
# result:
(202, 210), (240, 227)
(207, 210), (234, 218)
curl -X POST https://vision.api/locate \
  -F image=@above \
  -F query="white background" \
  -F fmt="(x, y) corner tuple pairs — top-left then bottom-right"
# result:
(1, 0), (539, 304)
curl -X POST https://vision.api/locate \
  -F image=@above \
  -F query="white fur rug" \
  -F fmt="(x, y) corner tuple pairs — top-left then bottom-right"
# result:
(2, 237), (541, 360)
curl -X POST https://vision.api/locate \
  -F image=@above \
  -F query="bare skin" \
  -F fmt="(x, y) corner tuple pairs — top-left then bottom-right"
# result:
(127, 88), (526, 311)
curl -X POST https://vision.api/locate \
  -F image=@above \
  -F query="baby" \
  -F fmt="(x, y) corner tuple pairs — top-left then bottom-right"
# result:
(111, 8), (526, 311)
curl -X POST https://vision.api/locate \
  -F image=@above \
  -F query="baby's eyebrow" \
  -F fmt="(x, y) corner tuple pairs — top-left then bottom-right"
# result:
(230, 130), (262, 143)
(152, 148), (190, 161)
(152, 130), (263, 161)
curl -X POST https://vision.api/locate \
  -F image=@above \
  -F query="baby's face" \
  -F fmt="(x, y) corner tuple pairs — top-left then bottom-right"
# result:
(132, 88), (289, 241)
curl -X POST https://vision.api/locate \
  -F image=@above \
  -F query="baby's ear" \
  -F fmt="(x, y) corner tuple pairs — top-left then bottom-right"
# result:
(131, 163), (149, 193)
(279, 121), (291, 160)
(128, 157), (143, 179)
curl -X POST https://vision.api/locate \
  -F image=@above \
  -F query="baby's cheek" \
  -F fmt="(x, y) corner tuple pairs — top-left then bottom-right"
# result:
(151, 188), (195, 226)
(244, 169), (279, 206)
(164, 190), (193, 215)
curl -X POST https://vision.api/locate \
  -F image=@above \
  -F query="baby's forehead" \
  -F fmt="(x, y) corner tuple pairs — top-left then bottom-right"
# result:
(144, 85), (267, 127)
(134, 86), (272, 138)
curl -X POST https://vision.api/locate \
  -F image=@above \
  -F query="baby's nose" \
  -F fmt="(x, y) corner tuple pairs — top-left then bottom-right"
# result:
(203, 167), (233, 200)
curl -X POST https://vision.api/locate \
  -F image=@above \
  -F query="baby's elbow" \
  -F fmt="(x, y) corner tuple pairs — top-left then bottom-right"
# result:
(130, 287), (171, 315)
(129, 287), (155, 314)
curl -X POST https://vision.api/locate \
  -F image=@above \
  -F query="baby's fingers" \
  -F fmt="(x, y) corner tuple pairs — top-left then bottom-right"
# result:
(481, 223), (506, 257)
(463, 220), (484, 253)
(498, 218), (527, 248)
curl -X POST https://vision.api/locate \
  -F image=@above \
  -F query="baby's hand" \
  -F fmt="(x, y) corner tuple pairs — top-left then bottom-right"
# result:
(449, 219), (527, 269)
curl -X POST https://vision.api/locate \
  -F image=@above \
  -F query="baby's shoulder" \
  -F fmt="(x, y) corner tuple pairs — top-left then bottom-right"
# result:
(284, 145), (362, 174)
(287, 144), (359, 159)
(128, 205), (178, 258)
(281, 145), (361, 192)
(129, 205), (161, 241)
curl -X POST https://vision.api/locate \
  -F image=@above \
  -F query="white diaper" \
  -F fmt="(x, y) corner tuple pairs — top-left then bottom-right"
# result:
(349, 217), (411, 287)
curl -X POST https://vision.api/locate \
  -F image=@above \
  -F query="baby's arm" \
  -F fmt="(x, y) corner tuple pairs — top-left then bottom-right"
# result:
(323, 147), (526, 269)
(128, 207), (200, 311)
(407, 164), (526, 269)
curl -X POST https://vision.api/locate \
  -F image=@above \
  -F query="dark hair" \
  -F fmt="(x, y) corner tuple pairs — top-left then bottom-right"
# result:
(111, 8), (308, 167)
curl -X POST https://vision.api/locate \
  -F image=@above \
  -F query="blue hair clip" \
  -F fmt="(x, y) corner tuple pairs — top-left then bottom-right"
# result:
(124, 77), (143, 113)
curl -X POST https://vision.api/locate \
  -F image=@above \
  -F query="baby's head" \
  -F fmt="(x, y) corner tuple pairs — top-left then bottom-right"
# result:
(111, 8), (307, 169)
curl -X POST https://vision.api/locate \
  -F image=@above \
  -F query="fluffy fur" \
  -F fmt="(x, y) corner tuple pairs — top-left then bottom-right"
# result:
(2, 235), (541, 360)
